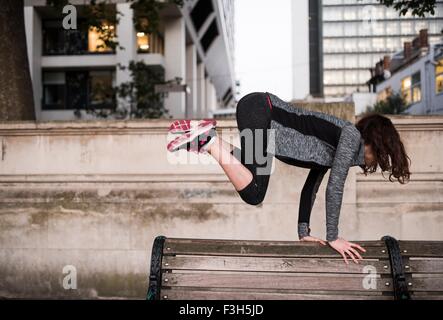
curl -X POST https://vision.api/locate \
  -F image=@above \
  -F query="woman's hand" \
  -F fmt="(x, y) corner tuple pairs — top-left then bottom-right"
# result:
(328, 238), (366, 264)
(300, 236), (327, 246)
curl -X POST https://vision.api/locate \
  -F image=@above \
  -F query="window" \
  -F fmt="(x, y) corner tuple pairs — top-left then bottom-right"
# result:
(378, 87), (392, 101)
(42, 70), (115, 110)
(43, 19), (115, 55)
(135, 17), (165, 54)
(43, 72), (65, 110)
(436, 60), (443, 95)
(88, 23), (115, 53)
(401, 72), (421, 105)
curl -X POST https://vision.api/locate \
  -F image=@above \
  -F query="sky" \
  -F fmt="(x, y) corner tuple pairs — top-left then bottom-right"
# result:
(234, 0), (293, 101)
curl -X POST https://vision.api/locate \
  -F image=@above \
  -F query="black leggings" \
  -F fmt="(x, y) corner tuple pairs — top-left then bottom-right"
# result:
(231, 92), (274, 205)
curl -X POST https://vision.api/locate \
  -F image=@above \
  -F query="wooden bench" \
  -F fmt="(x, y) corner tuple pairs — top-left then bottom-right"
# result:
(147, 235), (443, 300)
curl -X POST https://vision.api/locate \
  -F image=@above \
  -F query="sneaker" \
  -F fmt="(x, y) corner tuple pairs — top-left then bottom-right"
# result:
(167, 127), (217, 154)
(168, 119), (217, 135)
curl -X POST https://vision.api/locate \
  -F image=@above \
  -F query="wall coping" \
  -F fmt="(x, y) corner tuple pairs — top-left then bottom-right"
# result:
(0, 115), (442, 136)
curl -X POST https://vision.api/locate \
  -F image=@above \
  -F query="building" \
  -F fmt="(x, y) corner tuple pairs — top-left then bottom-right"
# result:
(24, 0), (236, 121)
(293, 0), (443, 100)
(369, 29), (443, 115)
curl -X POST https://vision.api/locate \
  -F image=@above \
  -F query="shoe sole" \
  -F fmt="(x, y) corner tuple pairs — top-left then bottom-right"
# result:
(169, 119), (216, 134)
(167, 122), (215, 153)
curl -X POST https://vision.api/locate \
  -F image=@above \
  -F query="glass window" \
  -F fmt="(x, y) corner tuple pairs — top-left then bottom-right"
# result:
(359, 54), (372, 68)
(372, 21), (385, 36)
(400, 21), (414, 35)
(323, 22), (344, 37)
(324, 55), (344, 69)
(344, 22), (358, 36)
(436, 60), (443, 94)
(357, 38), (371, 52)
(344, 38), (357, 52)
(323, 38), (344, 53)
(42, 70), (115, 110)
(344, 55), (358, 68)
(401, 72), (421, 105)
(43, 19), (115, 55)
(344, 7), (357, 20)
(372, 38), (385, 52)
(88, 23), (115, 53)
(386, 21), (399, 35)
(89, 71), (115, 108)
(43, 72), (66, 110)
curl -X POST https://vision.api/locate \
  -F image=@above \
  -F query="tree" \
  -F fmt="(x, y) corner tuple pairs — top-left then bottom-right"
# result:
(0, 0), (36, 121)
(0, 0), (183, 121)
(364, 93), (408, 115)
(376, 0), (437, 17)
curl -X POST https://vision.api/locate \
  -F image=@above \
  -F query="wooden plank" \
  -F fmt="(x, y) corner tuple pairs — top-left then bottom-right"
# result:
(399, 242), (443, 258)
(160, 288), (394, 300)
(163, 241), (388, 259)
(410, 292), (443, 300)
(161, 272), (393, 292)
(163, 256), (391, 274)
(165, 238), (385, 247)
(406, 259), (443, 274)
(408, 276), (443, 292)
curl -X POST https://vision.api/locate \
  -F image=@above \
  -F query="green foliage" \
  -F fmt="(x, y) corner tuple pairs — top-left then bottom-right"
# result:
(376, 0), (437, 17)
(364, 93), (408, 115)
(116, 61), (171, 119)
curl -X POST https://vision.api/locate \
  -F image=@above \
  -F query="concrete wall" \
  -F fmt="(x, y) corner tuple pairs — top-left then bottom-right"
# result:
(1, 111), (442, 299)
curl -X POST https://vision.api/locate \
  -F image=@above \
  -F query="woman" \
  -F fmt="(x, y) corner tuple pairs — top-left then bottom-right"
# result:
(167, 91), (411, 264)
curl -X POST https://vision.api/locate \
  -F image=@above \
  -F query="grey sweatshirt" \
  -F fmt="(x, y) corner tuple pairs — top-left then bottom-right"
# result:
(266, 92), (366, 242)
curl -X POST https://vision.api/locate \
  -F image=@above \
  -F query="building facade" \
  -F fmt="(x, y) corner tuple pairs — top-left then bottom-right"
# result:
(298, 0), (443, 99)
(24, 0), (236, 121)
(371, 30), (443, 115)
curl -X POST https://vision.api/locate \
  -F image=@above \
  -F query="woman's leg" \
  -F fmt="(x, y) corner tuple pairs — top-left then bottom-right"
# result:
(207, 136), (253, 192)
(207, 92), (274, 206)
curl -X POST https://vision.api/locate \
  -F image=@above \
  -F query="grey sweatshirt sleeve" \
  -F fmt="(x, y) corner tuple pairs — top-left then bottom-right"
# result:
(325, 124), (361, 242)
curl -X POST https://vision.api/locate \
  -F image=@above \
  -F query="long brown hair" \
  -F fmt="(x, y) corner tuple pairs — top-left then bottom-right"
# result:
(355, 113), (411, 184)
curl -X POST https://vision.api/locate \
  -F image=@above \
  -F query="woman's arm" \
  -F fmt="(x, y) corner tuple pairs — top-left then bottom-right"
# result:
(325, 124), (361, 241)
(298, 167), (328, 239)
(325, 124), (367, 263)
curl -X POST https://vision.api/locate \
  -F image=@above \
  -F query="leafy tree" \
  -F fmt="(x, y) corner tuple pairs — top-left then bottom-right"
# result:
(364, 93), (409, 115)
(376, 0), (437, 17)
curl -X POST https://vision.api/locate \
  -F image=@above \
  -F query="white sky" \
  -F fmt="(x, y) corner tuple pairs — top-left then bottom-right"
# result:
(234, 0), (293, 101)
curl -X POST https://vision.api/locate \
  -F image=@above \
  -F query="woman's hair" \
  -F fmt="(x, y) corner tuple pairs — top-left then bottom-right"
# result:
(355, 112), (411, 184)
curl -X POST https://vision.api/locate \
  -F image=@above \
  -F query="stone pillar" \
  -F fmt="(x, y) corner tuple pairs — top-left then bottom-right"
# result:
(196, 62), (206, 118)
(164, 17), (186, 119)
(116, 3), (136, 116)
(205, 77), (217, 117)
(186, 44), (197, 118)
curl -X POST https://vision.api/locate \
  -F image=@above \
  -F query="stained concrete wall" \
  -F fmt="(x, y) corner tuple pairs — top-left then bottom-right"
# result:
(0, 109), (442, 299)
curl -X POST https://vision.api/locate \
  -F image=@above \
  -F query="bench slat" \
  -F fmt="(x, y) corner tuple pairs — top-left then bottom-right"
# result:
(163, 256), (390, 274)
(407, 259), (443, 273)
(399, 242), (443, 257)
(162, 272), (393, 292)
(164, 238), (385, 247)
(409, 276), (443, 292)
(160, 289), (393, 300)
(163, 241), (388, 259)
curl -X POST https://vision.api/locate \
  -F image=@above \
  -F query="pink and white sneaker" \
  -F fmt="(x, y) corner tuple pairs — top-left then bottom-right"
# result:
(167, 123), (217, 154)
(168, 119), (217, 135)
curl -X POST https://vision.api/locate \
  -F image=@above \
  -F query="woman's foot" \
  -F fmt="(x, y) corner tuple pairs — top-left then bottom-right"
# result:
(168, 119), (217, 135)
(167, 120), (217, 154)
